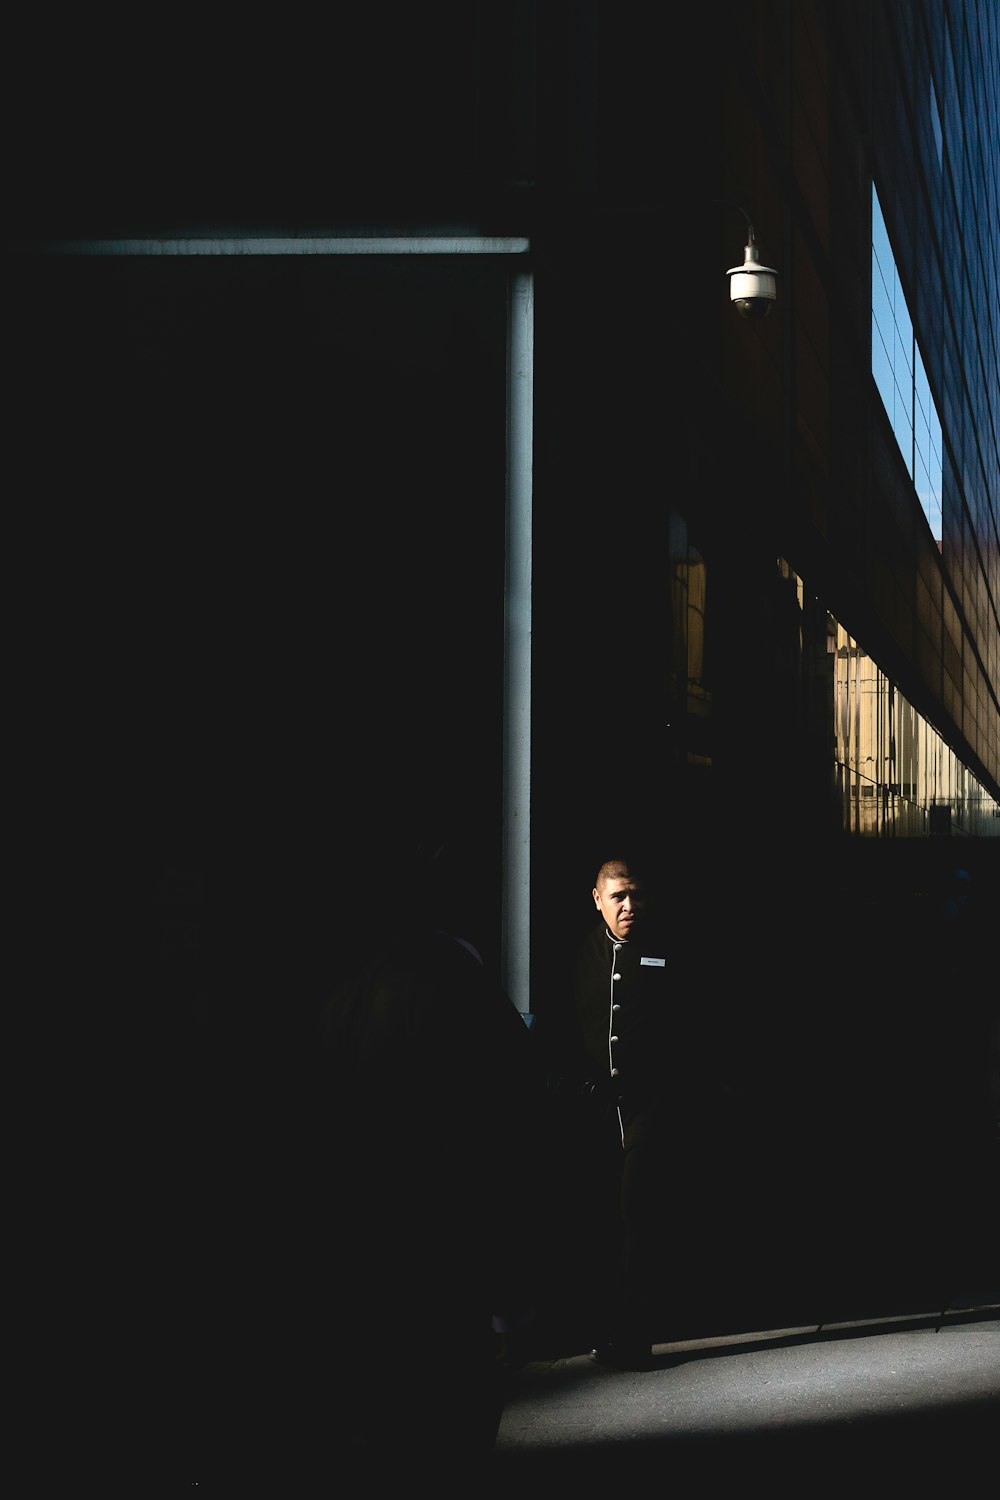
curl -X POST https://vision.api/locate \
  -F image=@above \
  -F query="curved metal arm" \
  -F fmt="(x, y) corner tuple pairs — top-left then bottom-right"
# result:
(713, 198), (760, 248)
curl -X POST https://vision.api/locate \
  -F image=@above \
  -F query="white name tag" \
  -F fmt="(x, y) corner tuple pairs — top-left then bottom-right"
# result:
(640, 956), (665, 967)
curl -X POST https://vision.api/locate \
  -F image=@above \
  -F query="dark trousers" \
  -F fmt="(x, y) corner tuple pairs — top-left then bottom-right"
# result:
(582, 1115), (671, 1351)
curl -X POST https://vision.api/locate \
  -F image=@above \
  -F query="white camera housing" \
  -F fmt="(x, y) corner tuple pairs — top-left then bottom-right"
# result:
(727, 238), (778, 319)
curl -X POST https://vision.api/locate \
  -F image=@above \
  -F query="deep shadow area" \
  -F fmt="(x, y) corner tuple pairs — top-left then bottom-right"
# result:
(489, 1407), (996, 1492)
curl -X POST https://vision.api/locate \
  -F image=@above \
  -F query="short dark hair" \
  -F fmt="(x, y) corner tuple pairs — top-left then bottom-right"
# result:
(594, 857), (642, 888)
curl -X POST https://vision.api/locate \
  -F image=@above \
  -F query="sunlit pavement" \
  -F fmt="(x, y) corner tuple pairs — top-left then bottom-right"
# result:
(488, 1300), (999, 1492)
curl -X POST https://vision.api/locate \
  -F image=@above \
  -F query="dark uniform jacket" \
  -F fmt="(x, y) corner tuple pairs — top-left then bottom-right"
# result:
(573, 919), (673, 1146)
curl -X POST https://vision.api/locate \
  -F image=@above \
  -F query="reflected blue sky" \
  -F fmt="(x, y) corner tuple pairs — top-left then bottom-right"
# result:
(871, 185), (943, 544)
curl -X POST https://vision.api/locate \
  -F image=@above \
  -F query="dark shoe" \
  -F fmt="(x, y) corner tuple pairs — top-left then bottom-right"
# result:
(588, 1342), (653, 1371)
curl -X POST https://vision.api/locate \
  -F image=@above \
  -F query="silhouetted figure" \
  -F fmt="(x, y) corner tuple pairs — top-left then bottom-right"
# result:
(307, 824), (546, 1488)
(185, 817), (549, 1491)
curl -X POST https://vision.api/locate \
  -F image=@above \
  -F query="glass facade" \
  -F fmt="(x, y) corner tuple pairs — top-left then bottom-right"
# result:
(667, 546), (1000, 839)
(871, 184), (944, 546)
(773, 562), (1000, 837)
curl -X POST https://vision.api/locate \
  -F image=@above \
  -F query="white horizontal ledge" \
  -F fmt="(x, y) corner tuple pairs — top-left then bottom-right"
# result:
(20, 236), (531, 257)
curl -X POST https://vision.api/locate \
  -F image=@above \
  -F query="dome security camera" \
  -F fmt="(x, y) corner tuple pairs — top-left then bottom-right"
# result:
(727, 231), (777, 318)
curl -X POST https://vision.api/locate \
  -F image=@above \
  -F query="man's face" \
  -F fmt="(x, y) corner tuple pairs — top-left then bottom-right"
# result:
(593, 872), (647, 940)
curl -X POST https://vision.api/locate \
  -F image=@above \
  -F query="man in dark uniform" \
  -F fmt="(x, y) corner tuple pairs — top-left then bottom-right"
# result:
(557, 856), (677, 1368)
